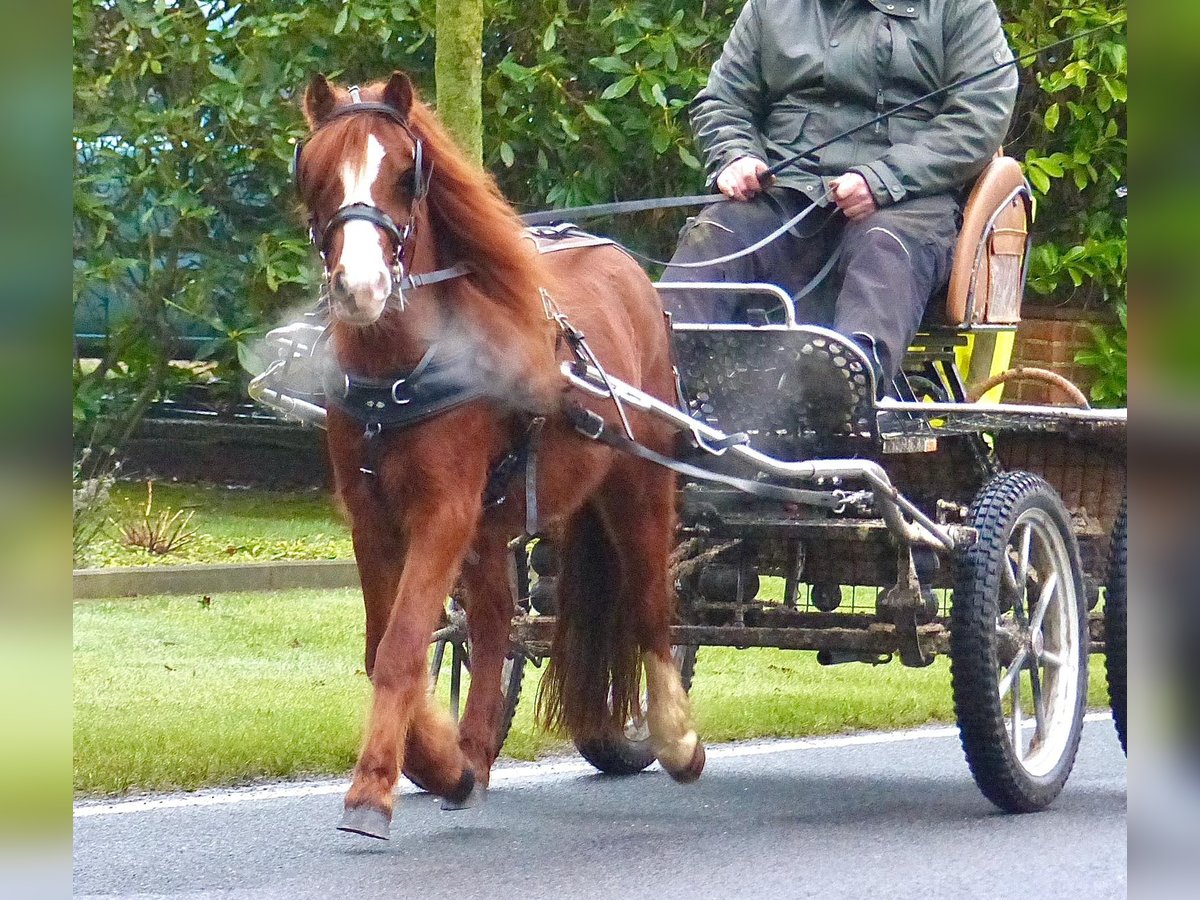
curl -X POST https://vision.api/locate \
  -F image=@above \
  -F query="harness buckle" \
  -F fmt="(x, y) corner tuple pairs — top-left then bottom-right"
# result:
(568, 406), (606, 440)
(390, 380), (412, 405)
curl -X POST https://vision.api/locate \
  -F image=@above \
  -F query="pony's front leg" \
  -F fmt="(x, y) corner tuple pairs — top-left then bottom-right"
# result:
(339, 508), (478, 840)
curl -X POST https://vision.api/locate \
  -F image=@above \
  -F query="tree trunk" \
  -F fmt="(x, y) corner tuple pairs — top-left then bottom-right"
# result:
(434, 0), (483, 165)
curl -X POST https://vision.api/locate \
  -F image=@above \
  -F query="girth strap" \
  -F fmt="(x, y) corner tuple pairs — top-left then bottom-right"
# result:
(482, 415), (546, 537)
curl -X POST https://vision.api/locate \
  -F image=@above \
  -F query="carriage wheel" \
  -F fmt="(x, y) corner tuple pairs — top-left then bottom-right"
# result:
(1104, 494), (1127, 754)
(950, 471), (1088, 812)
(428, 597), (525, 754)
(575, 645), (698, 776)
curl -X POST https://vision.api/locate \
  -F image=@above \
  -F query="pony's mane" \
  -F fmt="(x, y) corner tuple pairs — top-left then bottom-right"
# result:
(363, 80), (548, 327)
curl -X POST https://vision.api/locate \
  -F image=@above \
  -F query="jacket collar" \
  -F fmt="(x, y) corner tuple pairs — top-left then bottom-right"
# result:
(863, 0), (920, 18)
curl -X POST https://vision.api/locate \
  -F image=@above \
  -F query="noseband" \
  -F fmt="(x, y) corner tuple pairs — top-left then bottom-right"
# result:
(294, 87), (430, 292)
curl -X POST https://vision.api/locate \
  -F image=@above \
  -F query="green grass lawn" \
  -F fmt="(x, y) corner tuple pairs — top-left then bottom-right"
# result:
(73, 587), (1112, 797)
(78, 482), (353, 568)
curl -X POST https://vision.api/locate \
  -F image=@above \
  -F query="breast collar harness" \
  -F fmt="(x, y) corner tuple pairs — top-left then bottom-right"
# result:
(294, 86), (472, 311)
(322, 341), (488, 438)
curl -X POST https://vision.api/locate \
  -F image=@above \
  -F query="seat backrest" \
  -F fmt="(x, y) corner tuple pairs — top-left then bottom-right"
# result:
(944, 156), (1033, 326)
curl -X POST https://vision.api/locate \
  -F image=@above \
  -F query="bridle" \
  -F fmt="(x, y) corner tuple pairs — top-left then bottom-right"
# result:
(293, 86), (435, 307)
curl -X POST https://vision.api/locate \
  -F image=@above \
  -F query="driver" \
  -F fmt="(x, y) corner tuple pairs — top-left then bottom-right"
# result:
(663, 0), (1019, 394)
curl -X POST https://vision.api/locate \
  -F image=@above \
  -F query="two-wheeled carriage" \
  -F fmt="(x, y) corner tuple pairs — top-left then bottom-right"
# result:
(250, 152), (1125, 813)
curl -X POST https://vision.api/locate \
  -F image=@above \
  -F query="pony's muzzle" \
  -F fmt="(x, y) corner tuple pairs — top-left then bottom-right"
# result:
(329, 264), (391, 325)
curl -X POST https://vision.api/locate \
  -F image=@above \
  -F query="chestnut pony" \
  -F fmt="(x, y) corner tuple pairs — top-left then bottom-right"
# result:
(294, 72), (704, 839)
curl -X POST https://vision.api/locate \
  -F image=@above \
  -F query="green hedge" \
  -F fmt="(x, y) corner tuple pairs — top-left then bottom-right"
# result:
(73, 0), (1126, 446)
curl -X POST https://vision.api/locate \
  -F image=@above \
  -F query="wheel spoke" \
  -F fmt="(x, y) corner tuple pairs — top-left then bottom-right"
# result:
(1029, 570), (1059, 635)
(1011, 524), (1033, 625)
(1040, 650), (1065, 669)
(1017, 524), (1033, 584)
(1029, 662), (1047, 749)
(997, 647), (1028, 700)
(449, 641), (464, 722)
(429, 639), (447, 684)
(1003, 553), (1021, 596)
(1010, 682), (1024, 760)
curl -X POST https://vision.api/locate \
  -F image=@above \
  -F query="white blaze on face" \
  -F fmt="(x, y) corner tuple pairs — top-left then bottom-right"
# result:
(336, 133), (391, 316)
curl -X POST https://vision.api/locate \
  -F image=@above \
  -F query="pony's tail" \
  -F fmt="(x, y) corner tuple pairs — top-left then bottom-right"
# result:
(536, 504), (641, 741)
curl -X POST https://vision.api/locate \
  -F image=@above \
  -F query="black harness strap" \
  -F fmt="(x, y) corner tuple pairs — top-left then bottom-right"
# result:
(482, 415), (546, 536)
(562, 402), (846, 510)
(524, 417), (545, 536)
(321, 203), (406, 259)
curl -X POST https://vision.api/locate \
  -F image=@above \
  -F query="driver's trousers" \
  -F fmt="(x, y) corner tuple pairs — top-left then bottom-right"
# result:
(661, 187), (960, 384)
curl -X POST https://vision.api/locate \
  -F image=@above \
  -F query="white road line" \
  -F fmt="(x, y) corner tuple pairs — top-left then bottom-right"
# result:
(74, 713), (1111, 819)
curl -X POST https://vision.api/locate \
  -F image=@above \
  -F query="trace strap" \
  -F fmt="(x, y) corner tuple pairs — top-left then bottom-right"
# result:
(562, 398), (848, 510)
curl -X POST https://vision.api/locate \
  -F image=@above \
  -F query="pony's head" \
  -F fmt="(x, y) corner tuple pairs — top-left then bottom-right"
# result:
(296, 72), (425, 326)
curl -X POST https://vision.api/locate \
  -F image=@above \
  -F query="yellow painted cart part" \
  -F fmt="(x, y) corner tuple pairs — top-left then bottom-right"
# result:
(955, 331), (1016, 403)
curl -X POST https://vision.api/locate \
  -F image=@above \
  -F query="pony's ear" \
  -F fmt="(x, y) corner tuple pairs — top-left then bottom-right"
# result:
(303, 73), (337, 127)
(382, 71), (414, 120)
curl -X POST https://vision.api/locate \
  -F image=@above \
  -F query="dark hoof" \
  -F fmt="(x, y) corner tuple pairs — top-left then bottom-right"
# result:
(441, 768), (484, 811)
(403, 771), (431, 794)
(337, 805), (391, 840)
(668, 741), (706, 785)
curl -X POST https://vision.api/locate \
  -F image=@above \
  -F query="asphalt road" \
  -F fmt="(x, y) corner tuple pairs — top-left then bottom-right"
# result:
(74, 716), (1126, 899)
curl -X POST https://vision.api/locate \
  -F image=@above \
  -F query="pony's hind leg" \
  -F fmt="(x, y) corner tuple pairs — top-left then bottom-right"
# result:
(599, 465), (706, 784)
(642, 650), (705, 783)
(455, 535), (520, 788)
(402, 691), (480, 808)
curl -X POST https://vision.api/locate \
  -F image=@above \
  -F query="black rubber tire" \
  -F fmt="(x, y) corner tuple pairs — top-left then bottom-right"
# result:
(575, 645), (698, 776)
(493, 651), (526, 751)
(1104, 494), (1127, 755)
(950, 471), (1088, 813)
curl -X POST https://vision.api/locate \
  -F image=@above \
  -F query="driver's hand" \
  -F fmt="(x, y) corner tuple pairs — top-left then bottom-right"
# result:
(716, 156), (772, 201)
(831, 173), (878, 221)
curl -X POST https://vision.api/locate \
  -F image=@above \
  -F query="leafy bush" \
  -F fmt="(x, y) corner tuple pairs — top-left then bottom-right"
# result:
(73, 0), (1126, 442)
(1075, 300), (1127, 407)
(1001, 1), (1127, 309)
(73, 447), (119, 566)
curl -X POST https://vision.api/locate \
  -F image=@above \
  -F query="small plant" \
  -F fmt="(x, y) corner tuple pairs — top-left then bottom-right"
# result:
(73, 447), (119, 566)
(112, 482), (199, 556)
(1075, 300), (1127, 407)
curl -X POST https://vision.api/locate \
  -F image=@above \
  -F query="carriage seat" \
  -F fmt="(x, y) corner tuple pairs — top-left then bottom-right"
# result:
(930, 155), (1033, 328)
(903, 157), (1033, 401)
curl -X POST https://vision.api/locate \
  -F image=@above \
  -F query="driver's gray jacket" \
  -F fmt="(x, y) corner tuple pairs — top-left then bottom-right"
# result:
(692, 0), (1018, 207)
